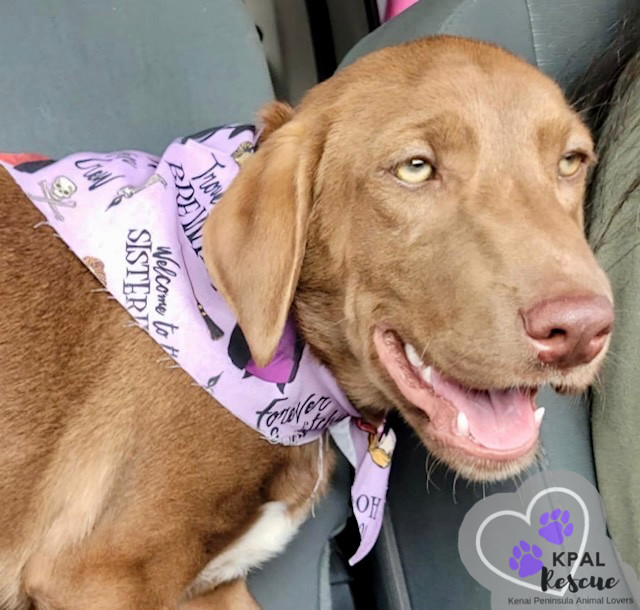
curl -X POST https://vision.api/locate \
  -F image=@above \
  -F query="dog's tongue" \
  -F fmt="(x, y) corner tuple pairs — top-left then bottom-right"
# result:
(431, 370), (536, 450)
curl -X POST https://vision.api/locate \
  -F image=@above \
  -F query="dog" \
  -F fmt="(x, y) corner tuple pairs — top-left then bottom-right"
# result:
(0, 35), (613, 609)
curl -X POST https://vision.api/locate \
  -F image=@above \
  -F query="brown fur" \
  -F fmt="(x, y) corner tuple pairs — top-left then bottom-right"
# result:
(0, 36), (611, 608)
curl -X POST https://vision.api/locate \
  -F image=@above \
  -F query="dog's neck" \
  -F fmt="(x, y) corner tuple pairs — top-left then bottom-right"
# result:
(294, 219), (388, 424)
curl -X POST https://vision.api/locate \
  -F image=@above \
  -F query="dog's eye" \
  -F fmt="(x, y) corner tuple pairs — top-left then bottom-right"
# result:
(558, 152), (584, 178)
(394, 158), (434, 184)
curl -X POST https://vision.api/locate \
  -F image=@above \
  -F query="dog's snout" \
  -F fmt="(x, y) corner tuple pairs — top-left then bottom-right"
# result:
(521, 295), (614, 368)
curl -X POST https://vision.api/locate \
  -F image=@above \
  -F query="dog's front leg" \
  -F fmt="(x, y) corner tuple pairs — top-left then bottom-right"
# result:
(24, 546), (203, 610)
(179, 579), (259, 610)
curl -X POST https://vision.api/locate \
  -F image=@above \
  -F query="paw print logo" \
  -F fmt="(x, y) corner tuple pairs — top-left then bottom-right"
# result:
(509, 540), (544, 578)
(538, 509), (574, 545)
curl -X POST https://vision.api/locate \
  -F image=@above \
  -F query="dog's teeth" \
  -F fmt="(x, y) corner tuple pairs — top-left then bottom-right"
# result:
(421, 366), (432, 384)
(534, 407), (545, 426)
(457, 411), (470, 437)
(404, 343), (423, 368)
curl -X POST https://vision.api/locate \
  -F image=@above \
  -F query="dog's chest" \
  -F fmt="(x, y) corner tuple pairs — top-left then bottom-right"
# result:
(187, 501), (303, 596)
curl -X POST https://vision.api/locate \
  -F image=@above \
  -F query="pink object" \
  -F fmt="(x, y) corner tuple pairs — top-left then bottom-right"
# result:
(384, 0), (420, 21)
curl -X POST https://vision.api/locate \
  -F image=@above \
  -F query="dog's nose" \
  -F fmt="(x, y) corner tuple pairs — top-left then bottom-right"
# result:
(521, 295), (614, 367)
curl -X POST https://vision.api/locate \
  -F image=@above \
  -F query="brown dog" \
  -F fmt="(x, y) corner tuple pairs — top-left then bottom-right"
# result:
(0, 36), (613, 609)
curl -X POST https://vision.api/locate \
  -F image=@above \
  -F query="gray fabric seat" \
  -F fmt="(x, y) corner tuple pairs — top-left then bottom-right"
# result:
(342, 0), (636, 94)
(0, 0), (274, 156)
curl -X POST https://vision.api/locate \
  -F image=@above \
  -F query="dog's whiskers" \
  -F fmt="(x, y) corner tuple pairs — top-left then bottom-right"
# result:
(327, 315), (349, 329)
(424, 454), (441, 492)
(33, 220), (53, 229)
(451, 471), (460, 504)
(418, 340), (432, 364)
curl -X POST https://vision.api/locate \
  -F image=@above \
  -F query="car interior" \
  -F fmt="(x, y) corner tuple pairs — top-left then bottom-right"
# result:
(1, 1), (640, 608)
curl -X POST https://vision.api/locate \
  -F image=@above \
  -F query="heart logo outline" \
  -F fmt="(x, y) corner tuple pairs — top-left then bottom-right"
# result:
(475, 486), (589, 597)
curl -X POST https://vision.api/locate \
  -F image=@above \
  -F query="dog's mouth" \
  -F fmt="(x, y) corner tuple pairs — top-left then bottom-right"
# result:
(373, 327), (543, 464)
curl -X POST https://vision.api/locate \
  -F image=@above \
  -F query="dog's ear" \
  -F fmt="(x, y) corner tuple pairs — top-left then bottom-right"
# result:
(203, 102), (322, 367)
(257, 101), (295, 143)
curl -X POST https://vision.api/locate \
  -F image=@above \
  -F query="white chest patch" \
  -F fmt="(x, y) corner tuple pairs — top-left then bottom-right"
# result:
(186, 501), (304, 597)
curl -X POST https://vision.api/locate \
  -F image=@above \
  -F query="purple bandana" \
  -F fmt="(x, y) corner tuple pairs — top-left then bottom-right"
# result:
(1, 125), (396, 565)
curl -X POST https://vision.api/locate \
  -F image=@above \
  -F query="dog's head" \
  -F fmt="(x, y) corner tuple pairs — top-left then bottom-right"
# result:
(204, 36), (613, 482)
